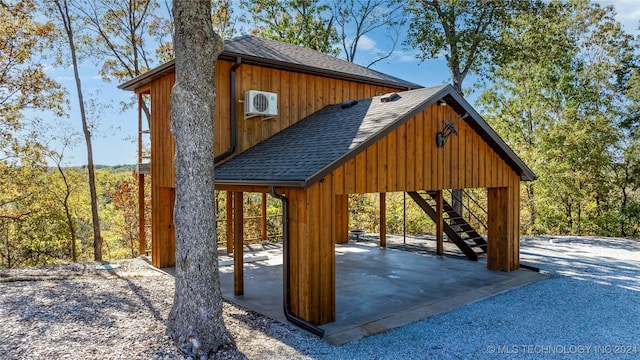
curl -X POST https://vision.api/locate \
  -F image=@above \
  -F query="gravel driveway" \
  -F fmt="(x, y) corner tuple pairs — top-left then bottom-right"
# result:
(1, 236), (638, 359)
(275, 236), (640, 359)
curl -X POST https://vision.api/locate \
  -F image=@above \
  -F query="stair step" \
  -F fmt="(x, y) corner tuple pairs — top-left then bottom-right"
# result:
(406, 190), (488, 261)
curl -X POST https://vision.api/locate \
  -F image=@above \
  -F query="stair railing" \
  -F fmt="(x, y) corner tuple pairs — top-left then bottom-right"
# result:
(446, 189), (487, 233)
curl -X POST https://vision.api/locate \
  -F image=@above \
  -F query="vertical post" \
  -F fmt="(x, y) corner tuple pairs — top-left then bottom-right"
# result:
(137, 93), (145, 256)
(226, 191), (233, 254)
(380, 193), (386, 248)
(403, 192), (406, 244)
(138, 173), (146, 255)
(233, 192), (244, 297)
(262, 192), (268, 241)
(435, 189), (444, 256)
(487, 185), (519, 271)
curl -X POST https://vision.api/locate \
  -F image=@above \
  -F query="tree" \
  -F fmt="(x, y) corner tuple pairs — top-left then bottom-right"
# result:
(1, 0), (64, 161)
(332, 0), (405, 67)
(479, 0), (635, 234)
(47, 145), (81, 262)
(75, 0), (171, 120)
(1, 0), (67, 267)
(240, 0), (339, 55)
(405, 0), (519, 93)
(107, 173), (148, 258)
(52, 0), (103, 261)
(211, 0), (241, 40)
(167, 0), (235, 357)
(405, 0), (523, 214)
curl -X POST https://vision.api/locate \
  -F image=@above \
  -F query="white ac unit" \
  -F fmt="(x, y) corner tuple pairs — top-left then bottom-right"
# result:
(244, 90), (278, 119)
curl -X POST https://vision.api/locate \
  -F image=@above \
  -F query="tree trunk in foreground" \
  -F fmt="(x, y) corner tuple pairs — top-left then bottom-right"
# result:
(167, 1), (234, 358)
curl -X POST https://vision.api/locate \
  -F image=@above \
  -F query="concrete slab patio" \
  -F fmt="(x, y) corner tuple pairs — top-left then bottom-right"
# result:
(215, 238), (547, 345)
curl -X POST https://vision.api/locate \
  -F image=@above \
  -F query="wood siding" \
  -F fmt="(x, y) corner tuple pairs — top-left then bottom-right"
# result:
(144, 58), (525, 324)
(330, 104), (518, 194)
(487, 177), (521, 271)
(284, 177), (337, 325)
(149, 60), (403, 190)
(147, 60), (404, 267)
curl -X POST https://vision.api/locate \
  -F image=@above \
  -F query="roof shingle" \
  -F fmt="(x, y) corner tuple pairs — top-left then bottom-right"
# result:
(222, 36), (419, 88)
(215, 86), (449, 186)
(119, 35), (419, 91)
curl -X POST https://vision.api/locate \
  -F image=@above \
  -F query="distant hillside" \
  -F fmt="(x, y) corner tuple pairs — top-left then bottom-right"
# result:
(61, 164), (138, 172)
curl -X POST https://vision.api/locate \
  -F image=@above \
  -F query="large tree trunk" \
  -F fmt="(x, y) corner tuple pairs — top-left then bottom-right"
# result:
(167, 1), (234, 358)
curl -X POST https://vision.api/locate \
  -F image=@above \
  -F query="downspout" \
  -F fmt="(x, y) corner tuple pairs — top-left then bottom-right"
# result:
(214, 57), (242, 163)
(269, 186), (326, 338)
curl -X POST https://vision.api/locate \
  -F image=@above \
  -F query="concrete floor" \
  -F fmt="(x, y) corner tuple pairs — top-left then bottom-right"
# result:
(216, 237), (546, 344)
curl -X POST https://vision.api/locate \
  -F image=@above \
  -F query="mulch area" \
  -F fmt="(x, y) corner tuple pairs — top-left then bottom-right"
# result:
(0, 258), (314, 359)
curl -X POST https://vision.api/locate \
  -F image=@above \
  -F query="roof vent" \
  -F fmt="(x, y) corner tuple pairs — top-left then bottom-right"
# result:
(380, 93), (400, 102)
(341, 100), (358, 109)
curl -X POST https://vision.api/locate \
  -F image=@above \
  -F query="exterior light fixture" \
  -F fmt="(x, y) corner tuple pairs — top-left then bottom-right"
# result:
(436, 112), (469, 148)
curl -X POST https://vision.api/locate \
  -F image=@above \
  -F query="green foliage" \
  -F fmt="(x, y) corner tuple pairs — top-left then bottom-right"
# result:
(405, 0), (524, 92)
(0, 166), (148, 268)
(214, 192), (283, 245)
(240, 0), (339, 55)
(479, 0), (640, 236)
(0, 0), (66, 163)
(348, 191), (488, 237)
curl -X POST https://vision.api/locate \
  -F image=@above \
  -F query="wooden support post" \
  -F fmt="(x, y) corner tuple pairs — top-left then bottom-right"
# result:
(261, 192), (267, 241)
(333, 194), (349, 244)
(487, 185), (519, 271)
(233, 192), (244, 297)
(435, 189), (444, 255)
(226, 191), (233, 254)
(137, 93), (146, 256)
(380, 193), (386, 248)
(138, 173), (146, 255)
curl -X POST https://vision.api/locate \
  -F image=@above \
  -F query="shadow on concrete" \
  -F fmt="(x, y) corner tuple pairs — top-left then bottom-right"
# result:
(216, 238), (546, 345)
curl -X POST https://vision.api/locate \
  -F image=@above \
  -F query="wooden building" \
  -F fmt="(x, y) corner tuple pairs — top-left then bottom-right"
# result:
(119, 35), (535, 328)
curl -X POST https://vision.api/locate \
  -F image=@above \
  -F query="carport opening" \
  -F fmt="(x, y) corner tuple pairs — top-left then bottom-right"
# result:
(346, 190), (488, 258)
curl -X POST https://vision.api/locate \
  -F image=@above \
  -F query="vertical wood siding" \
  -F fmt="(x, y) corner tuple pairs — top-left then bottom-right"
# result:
(329, 104), (520, 194)
(147, 60), (405, 268)
(284, 176), (337, 325)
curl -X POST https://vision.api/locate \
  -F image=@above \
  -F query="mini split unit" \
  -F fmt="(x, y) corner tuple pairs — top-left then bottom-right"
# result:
(244, 90), (278, 119)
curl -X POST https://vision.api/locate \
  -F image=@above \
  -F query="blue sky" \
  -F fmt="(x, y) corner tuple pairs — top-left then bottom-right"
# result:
(46, 1), (639, 166)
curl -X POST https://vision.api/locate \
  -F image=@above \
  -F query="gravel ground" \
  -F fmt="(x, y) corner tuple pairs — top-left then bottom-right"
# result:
(1, 236), (638, 359)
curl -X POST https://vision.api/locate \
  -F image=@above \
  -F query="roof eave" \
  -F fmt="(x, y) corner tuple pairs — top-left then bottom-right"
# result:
(303, 85), (536, 187)
(444, 90), (537, 182)
(118, 60), (176, 91)
(214, 179), (306, 188)
(220, 51), (418, 90)
(119, 50), (419, 93)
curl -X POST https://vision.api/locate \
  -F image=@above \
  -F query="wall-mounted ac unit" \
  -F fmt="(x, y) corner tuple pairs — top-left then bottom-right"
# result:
(244, 90), (278, 119)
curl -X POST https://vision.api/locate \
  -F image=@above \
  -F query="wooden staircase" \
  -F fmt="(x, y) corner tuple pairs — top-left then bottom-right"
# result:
(406, 191), (487, 261)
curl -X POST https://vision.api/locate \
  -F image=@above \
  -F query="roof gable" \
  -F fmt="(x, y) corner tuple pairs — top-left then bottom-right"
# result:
(215, 85), (536, 188)
(119, 35), (419, 92)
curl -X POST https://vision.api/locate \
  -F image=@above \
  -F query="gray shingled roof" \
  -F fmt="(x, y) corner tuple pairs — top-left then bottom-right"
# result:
(216, 86), (445, 187)
(119, 35), (419, 91)
(222, 35), (419, 88)
(215, 85), (536, 188)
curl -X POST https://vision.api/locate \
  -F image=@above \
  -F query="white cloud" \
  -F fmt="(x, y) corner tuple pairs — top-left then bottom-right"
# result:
(357, 35), (377, 51)
(394, 51), (417, 63)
